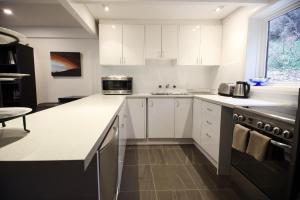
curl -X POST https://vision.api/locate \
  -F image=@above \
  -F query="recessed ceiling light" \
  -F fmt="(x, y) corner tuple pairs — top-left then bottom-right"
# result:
(103, 5), (109, 12)
(3, 8), (13, 15)
(215, 6), (224, 12)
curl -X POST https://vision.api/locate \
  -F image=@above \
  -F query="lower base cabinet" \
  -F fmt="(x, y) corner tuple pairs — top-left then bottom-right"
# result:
(127, 98), (146, 139)
(148, 98), (175, 138)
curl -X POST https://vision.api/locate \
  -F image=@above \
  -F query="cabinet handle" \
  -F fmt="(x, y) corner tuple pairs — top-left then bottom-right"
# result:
(207, 108), (213, 112)
(206, 120), (212, 125)
(150, 100), (153, 107)
(206, 133), (211, 138)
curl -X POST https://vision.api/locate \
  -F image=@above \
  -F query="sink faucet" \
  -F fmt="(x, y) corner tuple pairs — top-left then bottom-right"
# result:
(165, 84), (170, 89)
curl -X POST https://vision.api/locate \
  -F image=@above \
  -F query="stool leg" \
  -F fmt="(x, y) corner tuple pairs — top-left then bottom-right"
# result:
(23, 116), (30, 133)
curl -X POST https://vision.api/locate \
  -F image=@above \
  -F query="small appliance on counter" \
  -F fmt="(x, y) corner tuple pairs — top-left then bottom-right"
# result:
(102, 75), (132, 95)
(218, 83), (235, 96)
(233, 81), (250, 98)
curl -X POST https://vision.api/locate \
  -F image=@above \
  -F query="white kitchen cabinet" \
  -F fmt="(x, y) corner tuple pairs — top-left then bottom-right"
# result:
(162, 25), (178, 59)
(175, 98), (193, 138)
(192, 98), (202, 145)
(145, 25), (162, 59)
(200, 24), (222, 65)
(123, 25), (145, 65)
(99, 24), (123, 65)
(127, 98), (146, 139)
(178, 25), (200, 65)
(145, 24), (178, 59)
(200, 101), (221, 162)
(148, 98), (175, 138)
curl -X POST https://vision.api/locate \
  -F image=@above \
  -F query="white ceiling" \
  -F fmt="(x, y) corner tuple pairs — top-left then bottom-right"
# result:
(85, 2), (240, 20)
(0, 1), (81, 27)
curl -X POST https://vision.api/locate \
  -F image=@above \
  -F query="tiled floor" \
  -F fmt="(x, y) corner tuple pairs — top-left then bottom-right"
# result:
(118, 144), (243, 200)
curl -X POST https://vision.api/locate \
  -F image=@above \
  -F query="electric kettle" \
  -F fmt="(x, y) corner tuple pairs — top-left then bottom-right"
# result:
(232, 81), (250, 98)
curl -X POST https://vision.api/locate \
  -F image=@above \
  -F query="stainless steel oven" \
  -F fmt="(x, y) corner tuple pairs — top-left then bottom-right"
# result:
(102, 75), (132, 95)
(232, 106), (297, 200)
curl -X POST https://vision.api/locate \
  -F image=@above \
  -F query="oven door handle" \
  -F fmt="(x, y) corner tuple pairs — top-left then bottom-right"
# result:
(270, 140), (292, 149)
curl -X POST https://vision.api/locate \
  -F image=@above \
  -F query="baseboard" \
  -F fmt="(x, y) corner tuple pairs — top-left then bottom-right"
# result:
(126, 138), (194, 145)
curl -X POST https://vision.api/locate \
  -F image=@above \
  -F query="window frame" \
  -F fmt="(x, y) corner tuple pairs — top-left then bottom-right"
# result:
(260, 3), (300, 84)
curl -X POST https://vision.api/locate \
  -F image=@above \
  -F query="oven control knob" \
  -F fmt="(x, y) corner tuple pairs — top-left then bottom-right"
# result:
(238, 115), (246, 122)
(283, 130), (293, 139)
(264, 124), (273, 131)
(272, 127), (282, 135)
(233, 114), (239, 123)
(257, 121), (264, 129)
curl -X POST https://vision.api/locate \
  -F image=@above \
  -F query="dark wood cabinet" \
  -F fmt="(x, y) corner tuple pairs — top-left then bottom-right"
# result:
(0, 43), (37, 110)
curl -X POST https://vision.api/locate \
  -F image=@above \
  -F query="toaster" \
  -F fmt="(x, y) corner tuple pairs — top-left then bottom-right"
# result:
(218, 83), (235, 96)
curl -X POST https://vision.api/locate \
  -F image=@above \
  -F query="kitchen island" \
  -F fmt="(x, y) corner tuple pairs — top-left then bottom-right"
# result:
(0, 93), (284, 200)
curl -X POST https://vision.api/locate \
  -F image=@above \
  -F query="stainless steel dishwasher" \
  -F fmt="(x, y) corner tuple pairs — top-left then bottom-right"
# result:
(98, 116), (119, 200)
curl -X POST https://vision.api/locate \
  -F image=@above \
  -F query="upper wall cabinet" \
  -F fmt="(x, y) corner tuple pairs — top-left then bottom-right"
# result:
(99, 24), (145, 66)
(200, 24), (222, 66)
(178, 25), (201, 66)
(145, 24), (178, 59)
(123, 25), (145, 65)
(99, 24), (123, 65)
(178, 24), (222, 66)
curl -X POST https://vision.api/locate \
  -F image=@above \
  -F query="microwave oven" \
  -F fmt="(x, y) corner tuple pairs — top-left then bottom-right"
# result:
(102, 75), (132, 95)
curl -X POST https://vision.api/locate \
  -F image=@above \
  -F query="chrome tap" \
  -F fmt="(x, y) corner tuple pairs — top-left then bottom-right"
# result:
(165, 84), (170, 89)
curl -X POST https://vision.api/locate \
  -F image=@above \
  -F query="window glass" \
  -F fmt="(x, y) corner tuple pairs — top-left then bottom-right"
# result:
(266, 7), (300, 82)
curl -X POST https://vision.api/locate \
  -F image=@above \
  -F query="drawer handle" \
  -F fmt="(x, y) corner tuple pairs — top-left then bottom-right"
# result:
(206, 133), (212, 138)
(206, 120), (212, 125)
(207, 108), (213, 112)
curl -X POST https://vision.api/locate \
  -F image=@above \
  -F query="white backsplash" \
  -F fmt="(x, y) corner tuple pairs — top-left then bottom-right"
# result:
(100, 62), (217, 93)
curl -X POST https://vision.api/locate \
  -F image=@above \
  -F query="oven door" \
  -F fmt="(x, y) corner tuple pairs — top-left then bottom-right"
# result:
(232, 137), (292, 200)
(102, 79), (132, 94)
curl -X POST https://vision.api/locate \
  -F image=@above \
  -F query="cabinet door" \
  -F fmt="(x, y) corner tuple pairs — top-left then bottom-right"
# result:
(99, 24), (123, 65)
(123, 25), (145, 65)
(178, 25), (200, 65)
(162, 25), (178, 59)
(200, 24), (222, 65)
(145, 25), (162, 59)
(175, 98), (193, 138)
(127, 98), (146, 139)
(192, 98), (202, 145)
(148, 98), (175, 138)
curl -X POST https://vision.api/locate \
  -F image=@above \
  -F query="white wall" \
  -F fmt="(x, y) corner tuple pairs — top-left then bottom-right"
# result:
(211, 6), (261, 90)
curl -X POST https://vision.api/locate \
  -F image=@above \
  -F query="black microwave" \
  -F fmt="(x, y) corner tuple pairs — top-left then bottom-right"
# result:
(102, 75), (132, 95)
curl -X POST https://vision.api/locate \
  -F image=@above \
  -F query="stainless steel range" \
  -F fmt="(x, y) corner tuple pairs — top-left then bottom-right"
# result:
(232, 105), (298, 200)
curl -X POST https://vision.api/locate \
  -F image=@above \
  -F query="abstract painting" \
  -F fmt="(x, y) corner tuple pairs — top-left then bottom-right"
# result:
(50, 52), (81, 77)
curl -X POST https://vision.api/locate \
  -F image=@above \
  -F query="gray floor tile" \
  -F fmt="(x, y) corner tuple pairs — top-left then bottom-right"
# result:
(151, 165), (197, 190)
(124, 148), (150, 165)
(118, 191), (157, 200)
(149, 147), (183, 165)
(174, 145), (212, 165)
(186, 164), (231, 189)
(199, 189), (241, 200)
(157, 190), (204, 200)
(120, 165), (155, 191)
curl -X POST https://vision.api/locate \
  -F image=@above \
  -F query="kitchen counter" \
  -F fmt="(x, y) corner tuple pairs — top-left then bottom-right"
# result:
(0, 94), (125, 169)
(0, 93), (282, 167)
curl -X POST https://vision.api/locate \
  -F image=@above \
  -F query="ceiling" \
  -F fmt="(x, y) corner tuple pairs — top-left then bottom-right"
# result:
(85, 2), (239, 20)
(0, 1), (81, 27)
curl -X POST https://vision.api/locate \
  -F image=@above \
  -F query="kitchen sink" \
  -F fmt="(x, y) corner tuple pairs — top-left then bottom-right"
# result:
(150, 91), (189, 95)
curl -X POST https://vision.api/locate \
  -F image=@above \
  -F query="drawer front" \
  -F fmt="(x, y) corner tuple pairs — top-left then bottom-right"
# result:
(201, 101), (221, 131)
(201, 124), (220, 161)
(202, 101), (221, 118)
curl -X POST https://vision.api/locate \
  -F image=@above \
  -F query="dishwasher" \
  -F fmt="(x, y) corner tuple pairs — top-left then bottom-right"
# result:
(98, 116), (119, 200)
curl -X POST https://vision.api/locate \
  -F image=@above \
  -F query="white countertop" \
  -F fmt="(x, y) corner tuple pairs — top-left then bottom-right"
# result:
(0, 93), (283, 167)
(0, 94), (125, 169)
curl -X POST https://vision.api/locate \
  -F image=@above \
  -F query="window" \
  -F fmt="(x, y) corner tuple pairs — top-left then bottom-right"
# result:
(266, 7), (300, 82)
